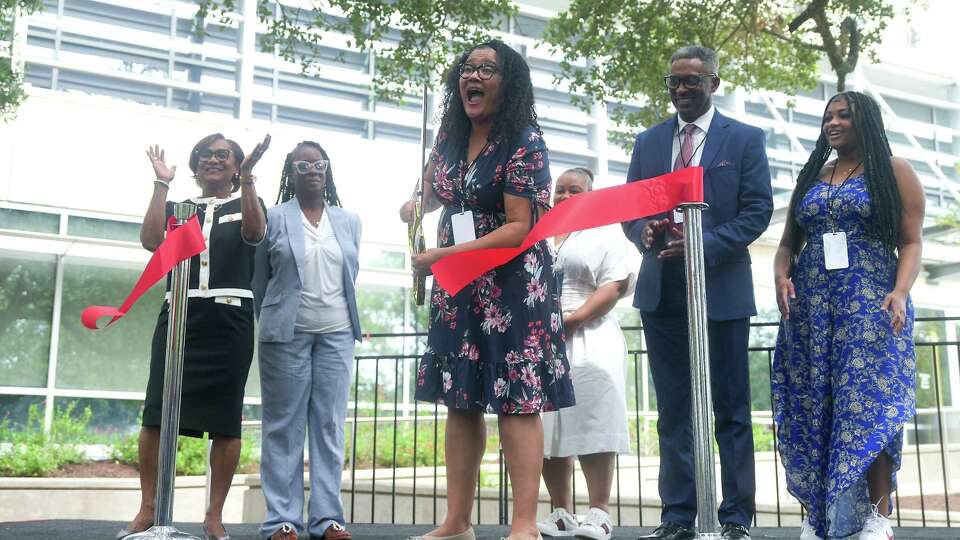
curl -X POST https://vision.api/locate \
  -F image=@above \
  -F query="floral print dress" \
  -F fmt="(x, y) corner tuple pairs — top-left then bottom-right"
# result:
(772, 175), (915, 538)
(415, 125), (575, 415)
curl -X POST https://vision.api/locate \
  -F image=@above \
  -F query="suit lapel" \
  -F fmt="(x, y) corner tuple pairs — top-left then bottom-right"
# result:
(656, 117), (678, 176)
(326, 206), (350, 260)
(284, 198), (306, 283)
(700, 110), (731, 170)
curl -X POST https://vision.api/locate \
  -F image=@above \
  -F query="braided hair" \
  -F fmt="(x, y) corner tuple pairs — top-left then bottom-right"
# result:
(275, 141), (342, 207)
(189, 133), (245, 192)
(438, 39), (541, 154)
(786, 91), (902, 255)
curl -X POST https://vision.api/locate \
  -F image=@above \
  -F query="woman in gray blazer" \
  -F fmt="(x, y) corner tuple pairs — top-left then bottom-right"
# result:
(253, 141), (362, 540)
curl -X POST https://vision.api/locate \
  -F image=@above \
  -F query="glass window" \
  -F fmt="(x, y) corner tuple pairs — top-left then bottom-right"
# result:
(54, 397), (142, 436)
(275, 106), (367, 137)
(67, 216), (140, 242)
(55, 257), (164, 392)
(514, 14), (548, 38)
(0, 394), (46, 429)
(24, 64), (54, 89)
(0, 207), (60, 233)
(58, 69), (167, 106)
(252, 101), (273, 121)
(355, 284), (407, 355)
(64, 0), (171, 36)
(59, 33), (168, 78)
(360, 249), (406, 270)
(171, 90), (238, 117)
(885, 96), (933, 124)
(0, 250), (57, 388)
(744, 101), (771, 118)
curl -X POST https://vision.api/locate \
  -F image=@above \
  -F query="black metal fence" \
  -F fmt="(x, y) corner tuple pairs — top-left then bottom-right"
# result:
(336, 317), (959, 528)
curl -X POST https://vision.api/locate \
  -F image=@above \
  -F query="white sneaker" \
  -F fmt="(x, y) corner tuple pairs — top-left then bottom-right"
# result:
(859, 507), (894, 540)
(573, 507), (612, 540)
(799, 517), (823, 540)
(537, 507), (578, 537)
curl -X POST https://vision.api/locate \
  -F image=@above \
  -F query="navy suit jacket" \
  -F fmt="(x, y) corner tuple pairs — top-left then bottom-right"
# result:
(252, 198), (363, 343)
(622, 110), (773, 321)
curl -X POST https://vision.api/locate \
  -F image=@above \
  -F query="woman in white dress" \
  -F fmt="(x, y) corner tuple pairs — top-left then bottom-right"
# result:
(537, 167), (636, 540)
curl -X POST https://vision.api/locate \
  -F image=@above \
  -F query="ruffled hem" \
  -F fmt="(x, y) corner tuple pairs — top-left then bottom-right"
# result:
(414, 350), (576, 415)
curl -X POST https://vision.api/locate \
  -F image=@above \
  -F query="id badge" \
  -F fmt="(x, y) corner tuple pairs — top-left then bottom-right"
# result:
(451, 210), (476, 245)
(822, 231), (849, 270)
(673, 208), (684, 224)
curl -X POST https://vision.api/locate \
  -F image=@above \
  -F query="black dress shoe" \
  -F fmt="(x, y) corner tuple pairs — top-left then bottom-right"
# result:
(721, 523), (751, 539)
(638, 522), (696, 540)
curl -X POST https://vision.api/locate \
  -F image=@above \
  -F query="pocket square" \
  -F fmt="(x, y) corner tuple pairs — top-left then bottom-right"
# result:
(712, 159), (733, 168)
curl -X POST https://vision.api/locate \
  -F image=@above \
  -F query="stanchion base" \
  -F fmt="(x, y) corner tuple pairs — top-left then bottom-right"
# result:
(124, 526), (201, 540)
(696, 533), (723, 540)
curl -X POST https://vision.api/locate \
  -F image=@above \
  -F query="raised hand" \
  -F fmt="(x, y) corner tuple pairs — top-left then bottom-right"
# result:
(240, 134), (271, 179)
(146, 144), (176, 182)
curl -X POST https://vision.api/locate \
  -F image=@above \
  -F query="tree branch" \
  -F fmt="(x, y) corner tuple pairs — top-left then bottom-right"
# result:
(788, 0), (827, 32)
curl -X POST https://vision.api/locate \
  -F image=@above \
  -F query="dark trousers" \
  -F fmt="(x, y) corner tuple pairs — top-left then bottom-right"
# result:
(640, 269), (756, 528)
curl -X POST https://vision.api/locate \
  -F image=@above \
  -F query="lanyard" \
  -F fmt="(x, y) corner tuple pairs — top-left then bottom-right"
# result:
(826, 159), (863, 232)
(675, 124), (708, 169)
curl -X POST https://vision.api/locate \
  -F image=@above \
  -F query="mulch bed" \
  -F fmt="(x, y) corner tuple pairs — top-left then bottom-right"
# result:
(47, 461), (138, 478)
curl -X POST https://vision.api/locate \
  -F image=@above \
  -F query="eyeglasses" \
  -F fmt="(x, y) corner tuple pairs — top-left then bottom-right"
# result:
(197, 148), (232, 162)
(664, 73), (716, 90)
(293, 159), (330, 174)
(459, 63), (500, 80)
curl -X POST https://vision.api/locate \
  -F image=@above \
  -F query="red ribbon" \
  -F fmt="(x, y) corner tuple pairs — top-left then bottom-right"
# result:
(81, 216), (206, 330)
(431, 167), (704, 296)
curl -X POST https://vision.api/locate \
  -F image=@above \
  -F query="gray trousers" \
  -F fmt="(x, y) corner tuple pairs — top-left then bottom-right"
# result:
(258, 329), (355, 539)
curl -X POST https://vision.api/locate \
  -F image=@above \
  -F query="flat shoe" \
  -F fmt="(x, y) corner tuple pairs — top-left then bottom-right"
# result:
(320, 522), (351, 540)
(406, 527), (476, 540)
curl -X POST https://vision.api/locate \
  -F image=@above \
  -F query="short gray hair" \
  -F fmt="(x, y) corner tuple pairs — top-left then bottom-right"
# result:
(562, 167), (594, 190)
(670, 45), (719, 75)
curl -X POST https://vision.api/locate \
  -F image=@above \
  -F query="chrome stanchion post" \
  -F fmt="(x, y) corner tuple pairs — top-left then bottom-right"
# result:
(681, 202), (721, 539)
(128, 202), (200, 540)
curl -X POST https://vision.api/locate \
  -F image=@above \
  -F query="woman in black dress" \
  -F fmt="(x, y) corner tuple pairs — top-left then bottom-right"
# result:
(118, 133), (269, 540)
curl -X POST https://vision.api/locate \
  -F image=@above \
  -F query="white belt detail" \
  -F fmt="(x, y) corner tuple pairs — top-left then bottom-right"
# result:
(164, 288), (254, 301)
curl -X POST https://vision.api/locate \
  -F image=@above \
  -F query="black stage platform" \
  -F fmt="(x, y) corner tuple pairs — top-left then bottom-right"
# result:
(0, 521), (955, 539)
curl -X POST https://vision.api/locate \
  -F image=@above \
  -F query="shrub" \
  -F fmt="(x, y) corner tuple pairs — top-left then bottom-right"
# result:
(110, 429), (259, 476)
(0, 403), (90, 477)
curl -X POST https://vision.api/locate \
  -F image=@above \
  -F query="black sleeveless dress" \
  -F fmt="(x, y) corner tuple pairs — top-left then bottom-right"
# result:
(143, 195), (264, 439)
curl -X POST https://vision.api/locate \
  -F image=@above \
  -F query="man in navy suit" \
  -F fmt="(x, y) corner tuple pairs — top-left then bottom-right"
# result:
(623, 46), (773, 540)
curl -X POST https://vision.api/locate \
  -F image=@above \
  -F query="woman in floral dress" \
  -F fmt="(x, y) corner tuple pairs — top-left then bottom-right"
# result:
(772, 92), (925, 540)
(400, 40), (574, 540)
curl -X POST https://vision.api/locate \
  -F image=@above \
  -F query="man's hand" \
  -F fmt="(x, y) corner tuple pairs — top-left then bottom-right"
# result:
(642, 218), (671, 249)
(657, 223), (685, 260)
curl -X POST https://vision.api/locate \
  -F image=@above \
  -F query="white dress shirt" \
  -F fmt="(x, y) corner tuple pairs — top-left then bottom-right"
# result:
(295, 207), (352, 334)
(671, 106), (716, 169)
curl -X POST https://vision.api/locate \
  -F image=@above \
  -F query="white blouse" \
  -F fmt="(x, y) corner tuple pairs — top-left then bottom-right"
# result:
(295, 207), (352, 334)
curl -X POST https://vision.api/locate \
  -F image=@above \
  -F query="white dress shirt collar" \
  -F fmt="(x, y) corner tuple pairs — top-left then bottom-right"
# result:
(677, 106), (716, 135)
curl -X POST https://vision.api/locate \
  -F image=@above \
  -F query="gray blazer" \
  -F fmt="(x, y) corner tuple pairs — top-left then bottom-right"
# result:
(253, 197), (362, 343)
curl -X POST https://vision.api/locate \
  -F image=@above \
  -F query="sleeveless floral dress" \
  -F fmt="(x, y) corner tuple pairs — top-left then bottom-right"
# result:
(414, 126), (575, 415)
(772, 175), (915, 538)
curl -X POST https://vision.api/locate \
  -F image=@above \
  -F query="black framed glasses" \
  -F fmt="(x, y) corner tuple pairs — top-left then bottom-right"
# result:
(664, 73), (716, 90)
(197, 148), (232, 162)
(459, 63), (500, 80)
(293, 159), (330, 174)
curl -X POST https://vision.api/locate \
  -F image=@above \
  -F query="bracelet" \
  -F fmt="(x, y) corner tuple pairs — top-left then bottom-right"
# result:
(154, 179), (170, 189)
(240, 174), (256, 186)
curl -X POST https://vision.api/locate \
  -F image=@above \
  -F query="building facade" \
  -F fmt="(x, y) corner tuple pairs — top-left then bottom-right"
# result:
(0, 0), (957, 447)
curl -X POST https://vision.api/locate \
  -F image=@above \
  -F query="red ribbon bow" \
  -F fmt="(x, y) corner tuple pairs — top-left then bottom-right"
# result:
(81, 215), (206, 330)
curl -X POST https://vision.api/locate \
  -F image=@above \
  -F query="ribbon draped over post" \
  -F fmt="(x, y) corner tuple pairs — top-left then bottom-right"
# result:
(81, 216), (206, 330)
(430, 167), (704, 296)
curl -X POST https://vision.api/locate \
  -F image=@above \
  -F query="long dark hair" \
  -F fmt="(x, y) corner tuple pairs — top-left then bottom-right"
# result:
(275, 141), (342, 207)
(189, 133), (245, 192)
(786, 91), (902, 254)
(438, 39), (541, 153)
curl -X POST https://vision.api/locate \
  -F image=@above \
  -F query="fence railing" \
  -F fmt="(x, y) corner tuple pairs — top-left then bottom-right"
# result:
(239, 316), (960, 528)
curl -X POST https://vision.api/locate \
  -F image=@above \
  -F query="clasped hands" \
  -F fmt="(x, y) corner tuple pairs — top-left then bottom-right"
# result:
(643, 217), (685, 260)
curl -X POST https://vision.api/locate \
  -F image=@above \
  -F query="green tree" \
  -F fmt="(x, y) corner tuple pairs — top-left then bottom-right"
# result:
(195, 0), (516, 100)
(543, 0), (902, 141)
(0, 0), (41, 120)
